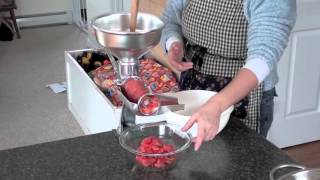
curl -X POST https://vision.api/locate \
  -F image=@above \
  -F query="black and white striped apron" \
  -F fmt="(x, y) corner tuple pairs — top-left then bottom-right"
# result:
(180, 0), (263, 131)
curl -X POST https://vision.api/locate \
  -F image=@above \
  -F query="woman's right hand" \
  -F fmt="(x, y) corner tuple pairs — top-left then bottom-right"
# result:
(168, 41), (193, 71)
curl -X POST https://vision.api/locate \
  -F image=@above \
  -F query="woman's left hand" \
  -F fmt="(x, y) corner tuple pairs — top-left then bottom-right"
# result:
(181, 98), (223, 151)
(181, 68), (260, 151)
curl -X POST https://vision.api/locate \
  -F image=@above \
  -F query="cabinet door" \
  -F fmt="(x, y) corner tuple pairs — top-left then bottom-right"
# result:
(268, 0), (320, 148)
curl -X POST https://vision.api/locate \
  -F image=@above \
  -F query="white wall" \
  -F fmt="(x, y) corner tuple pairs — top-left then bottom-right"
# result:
(15, 0), (73, 16)
(86, 0), (125, 23)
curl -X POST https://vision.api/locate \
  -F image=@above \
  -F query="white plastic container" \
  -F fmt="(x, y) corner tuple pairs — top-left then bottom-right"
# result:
(65, 49), (166, 134)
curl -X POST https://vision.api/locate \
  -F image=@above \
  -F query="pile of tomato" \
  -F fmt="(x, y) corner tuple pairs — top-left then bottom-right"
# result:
(135, 136), (177, 168)
(92, 58), (180, 107)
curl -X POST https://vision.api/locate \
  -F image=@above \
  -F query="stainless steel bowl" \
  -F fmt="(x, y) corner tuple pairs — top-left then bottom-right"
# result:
(270, 164), (320, 180)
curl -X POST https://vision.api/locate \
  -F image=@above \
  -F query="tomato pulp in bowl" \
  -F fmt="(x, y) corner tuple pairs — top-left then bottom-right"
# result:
(119, 122), (192, 171)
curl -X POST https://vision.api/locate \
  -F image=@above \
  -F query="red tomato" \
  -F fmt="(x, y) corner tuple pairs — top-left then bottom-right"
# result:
(135, 136), (177, 168)
(141, 136), (157, 145)
(163, 144), (175, 153)
(138, 96), (160, 115)
(122, 78), (149, 103)
(103, 59), (111, 65)
(136, 156), (156, 167)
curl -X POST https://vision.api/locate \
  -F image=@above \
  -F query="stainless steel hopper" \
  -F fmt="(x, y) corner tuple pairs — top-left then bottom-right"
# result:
(92, 12), (164, 80)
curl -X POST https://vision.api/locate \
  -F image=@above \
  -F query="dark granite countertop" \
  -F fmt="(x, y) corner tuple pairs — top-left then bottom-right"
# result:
(0, 118), (295, 180)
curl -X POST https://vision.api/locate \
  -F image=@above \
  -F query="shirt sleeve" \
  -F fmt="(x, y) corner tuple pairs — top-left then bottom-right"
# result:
(166, 37), (183, 52)
(244, 0), (297, 82)
(243, 58), (270, 83)
(160, 0), (185, 53)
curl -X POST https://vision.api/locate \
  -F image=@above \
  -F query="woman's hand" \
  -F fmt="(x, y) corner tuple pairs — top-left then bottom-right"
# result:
(180, 68), (260, 151)
(181, 98), (223, 151)
(168, 41), (193, 71)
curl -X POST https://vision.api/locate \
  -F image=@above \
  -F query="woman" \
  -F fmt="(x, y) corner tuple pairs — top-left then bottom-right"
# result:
(160, 0), (296, 151)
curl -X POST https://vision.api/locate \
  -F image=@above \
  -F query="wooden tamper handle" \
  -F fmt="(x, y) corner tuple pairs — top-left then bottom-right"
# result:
(130, 0), (140, 32)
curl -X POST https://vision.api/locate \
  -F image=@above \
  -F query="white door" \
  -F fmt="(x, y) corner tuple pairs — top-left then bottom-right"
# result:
(268, 0), (320, 148)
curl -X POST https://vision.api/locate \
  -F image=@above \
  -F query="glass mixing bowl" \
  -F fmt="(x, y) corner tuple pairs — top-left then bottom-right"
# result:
(119, 122), (192, 171)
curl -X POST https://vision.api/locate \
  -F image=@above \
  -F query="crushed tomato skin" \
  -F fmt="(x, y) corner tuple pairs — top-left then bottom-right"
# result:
(135, 136), (177, 168)
(138, 95), (161, 115)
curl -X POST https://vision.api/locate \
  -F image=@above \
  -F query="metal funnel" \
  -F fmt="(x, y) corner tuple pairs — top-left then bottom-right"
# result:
(92, 13), (164, 79)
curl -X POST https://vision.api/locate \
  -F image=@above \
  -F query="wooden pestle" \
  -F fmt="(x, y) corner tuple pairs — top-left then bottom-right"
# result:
(130, 0), (140, 32)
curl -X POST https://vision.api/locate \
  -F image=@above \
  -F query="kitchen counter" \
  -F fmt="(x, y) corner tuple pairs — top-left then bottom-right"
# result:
(0, 118), (295, 180)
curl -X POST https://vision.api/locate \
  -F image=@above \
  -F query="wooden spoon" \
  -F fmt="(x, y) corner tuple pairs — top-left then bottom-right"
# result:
(130, 0), (140, 32)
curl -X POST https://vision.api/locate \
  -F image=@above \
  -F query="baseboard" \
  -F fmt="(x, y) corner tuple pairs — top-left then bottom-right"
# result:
(16, 11), (73, 28)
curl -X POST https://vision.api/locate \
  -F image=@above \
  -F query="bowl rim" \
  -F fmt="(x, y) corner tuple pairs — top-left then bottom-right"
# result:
(164, 90), (234, 117)
(119, 122), (192, 157)
(170, 104), (234, 118)
(91, 12), (165, 35)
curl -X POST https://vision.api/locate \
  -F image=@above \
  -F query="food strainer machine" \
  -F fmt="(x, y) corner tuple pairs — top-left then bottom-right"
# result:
(92, 13), (184, 134)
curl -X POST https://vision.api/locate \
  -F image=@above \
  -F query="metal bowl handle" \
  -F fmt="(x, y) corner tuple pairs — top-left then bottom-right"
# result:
(270, 164), (306, 180)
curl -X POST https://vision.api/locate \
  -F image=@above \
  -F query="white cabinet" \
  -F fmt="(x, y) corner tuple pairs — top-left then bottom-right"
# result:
(268, 0), (320, 148)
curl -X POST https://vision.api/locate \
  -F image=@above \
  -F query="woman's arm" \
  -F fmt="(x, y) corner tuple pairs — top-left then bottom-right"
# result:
(243, 0), (297, 83)
(160, 0), (185, 52)
(160, 0), (193, 71)
(182, 68), (258, 151)
(216, 0), (298, 118)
